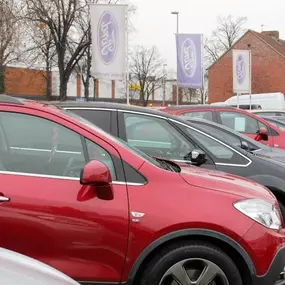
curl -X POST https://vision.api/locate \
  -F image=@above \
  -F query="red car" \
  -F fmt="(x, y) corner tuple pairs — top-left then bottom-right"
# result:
(0, 95), (285, 285)
(160, 105), (285, 149)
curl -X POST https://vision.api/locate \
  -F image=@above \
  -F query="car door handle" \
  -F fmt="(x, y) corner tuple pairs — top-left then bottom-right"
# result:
(0, 196), (10, 203)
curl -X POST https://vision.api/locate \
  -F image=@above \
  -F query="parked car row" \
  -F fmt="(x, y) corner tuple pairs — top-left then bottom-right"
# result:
(1, 95), (285, 285)
(55, 101), (285, 217)
(159, 104), (285, 149)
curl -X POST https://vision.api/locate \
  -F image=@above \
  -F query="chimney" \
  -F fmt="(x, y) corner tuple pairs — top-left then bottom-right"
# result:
(262, 30), (279, 39)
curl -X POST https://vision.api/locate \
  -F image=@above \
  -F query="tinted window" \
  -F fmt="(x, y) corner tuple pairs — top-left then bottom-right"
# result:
(182, 111), (213, 121)
(123, 113), (195, 161)
(69, 109), (111, 133)
(123, 161), (147, 184)
(190, 122), (242, 148)
(181, 125), (249, 165)
(219, 111), (268, 134)
(0, 112), (86, 178)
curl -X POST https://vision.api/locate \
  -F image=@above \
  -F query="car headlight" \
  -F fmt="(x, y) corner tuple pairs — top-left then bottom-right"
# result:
(234, 199), (282, 230)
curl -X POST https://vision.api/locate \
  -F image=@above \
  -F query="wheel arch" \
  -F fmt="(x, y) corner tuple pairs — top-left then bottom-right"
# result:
(125, 229), (255, 285)
(248, 174), (285, 202)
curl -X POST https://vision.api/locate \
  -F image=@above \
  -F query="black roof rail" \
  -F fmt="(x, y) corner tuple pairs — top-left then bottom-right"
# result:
(0, 94), (24, 105)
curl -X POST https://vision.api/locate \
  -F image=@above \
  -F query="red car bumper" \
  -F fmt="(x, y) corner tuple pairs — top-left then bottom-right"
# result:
(242, 223), (285, 285)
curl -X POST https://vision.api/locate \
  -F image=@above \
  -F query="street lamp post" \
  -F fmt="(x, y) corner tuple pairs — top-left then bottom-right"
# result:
(171, 11), (179, 105)
(162, 64), (167, 106)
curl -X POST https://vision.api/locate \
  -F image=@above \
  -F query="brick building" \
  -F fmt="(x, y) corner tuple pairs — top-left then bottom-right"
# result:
(208, 30), (285, 103)
(3, 66), (201, 105)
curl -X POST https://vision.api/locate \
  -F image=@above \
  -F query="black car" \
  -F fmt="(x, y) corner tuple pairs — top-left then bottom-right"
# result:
(55, 101), (285, 214)
(261, 116), (285, 131)
(178, 116), (285, 162)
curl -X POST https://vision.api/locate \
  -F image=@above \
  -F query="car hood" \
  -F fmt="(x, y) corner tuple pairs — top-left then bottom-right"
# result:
(0, 248), (79, 285)
(252, 149), (285, 164)
(179, 164), (275, 202)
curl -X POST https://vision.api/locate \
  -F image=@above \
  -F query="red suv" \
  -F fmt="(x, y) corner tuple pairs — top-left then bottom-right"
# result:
(1, 95), (285, 285)
(160, 105), (285, 149)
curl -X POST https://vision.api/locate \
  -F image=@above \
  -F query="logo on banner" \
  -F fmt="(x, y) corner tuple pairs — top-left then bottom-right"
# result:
(97, 11), (118, 65)
(236, 54), (246, 84)
(181, 38), (197, 78)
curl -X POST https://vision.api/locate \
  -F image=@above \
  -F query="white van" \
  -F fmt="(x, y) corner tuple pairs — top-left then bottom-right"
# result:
(224, 93), (285, 110)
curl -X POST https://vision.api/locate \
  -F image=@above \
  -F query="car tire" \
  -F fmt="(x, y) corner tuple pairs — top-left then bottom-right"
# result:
(278, 201), (285, 219)
(140, 241), (243, 285)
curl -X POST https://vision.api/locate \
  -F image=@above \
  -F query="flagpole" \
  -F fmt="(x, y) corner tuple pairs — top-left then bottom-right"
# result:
(201, 33), (205, 104)
(126, 6), (130, 105)
(171, 11), (179, 106)
(249, 50), (252, 110)
(176, 14), (179, 106)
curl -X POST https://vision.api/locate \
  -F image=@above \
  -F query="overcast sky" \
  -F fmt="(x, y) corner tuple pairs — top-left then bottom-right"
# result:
(128, 0), (285, 70)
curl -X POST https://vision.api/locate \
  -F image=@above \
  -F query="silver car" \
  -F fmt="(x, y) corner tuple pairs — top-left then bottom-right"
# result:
(0, 247), (80, 285)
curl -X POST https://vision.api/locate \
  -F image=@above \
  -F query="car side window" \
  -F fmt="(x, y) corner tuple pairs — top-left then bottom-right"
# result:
(182, 111), (213, 121)
(123, 113), (195, 161)
(190, 122), (242, 148)
(69, 109), (112, 133)
(86, 139), (117, 180)
(219, 112), (265, 134)
(0, 112), (86, 178)
(182, 127), (249, 165)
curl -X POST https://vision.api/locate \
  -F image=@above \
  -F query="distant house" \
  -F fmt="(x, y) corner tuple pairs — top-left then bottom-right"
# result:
(208, 30), (285, 103)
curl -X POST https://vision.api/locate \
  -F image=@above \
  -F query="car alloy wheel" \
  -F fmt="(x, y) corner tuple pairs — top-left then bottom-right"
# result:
(159, 258), (229, 285)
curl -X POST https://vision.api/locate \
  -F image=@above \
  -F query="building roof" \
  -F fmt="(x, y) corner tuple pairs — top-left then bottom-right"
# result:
(208, 29), (285, 70)
(252, 30), (285, 58)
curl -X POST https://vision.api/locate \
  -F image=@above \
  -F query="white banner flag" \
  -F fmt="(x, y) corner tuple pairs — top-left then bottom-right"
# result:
(232, 49), (251, 93)
(90, 4), (127, 80)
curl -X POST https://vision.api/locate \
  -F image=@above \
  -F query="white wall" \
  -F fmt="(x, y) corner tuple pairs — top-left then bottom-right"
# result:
(52, 71), (177, 101)
(52, 71), (77, 98)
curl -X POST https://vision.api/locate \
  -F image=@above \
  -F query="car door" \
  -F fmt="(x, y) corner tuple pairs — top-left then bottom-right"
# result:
(117, 111), (216, 169)
(175, 123), (252, 177)
(0, 108), (129, 282)
(217, 111), (274, 147)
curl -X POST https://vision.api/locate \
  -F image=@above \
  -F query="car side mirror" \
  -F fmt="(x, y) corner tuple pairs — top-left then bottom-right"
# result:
(80, 160), (114, 200)
(185, 149), (206, 166)
(241, 141), (249, 150)
(257, 127), (268, 141)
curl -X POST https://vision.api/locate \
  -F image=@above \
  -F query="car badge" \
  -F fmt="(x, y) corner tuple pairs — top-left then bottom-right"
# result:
(131, 211), (145, 223)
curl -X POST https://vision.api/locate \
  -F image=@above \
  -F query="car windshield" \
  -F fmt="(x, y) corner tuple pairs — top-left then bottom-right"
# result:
(59, 108), (163, 168)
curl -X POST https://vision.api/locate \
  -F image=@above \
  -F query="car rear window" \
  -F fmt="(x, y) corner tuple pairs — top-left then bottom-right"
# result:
(181, 111), (213, 121)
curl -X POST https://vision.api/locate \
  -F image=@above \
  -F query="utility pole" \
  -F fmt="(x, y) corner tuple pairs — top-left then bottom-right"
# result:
(162, 64), (167, 106)
(171, 11), (179, 105)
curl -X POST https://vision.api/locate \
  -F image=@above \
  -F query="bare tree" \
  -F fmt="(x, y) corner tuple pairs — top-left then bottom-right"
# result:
(0, 0), (25, 93)
(180, 88), (198, 103)
(23, 22), (57, 99)
(25, 0), (91, 100)
(205, 15), (247, 65)
(129, 46), (166, 106)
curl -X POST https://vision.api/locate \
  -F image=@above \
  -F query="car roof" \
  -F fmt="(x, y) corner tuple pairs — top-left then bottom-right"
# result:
(0, 95), (64, 115)
(162, 104), (236, 110)
(249, 109), (285, 113)
(51, 100), (181, 118)
(261, 116), (285, 124)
